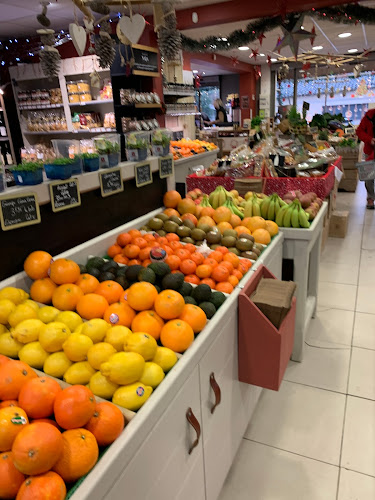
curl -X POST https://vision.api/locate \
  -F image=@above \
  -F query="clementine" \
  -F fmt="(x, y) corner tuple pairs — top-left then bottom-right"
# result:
(76, 294), (109, 320)
(160, 319), (194, 353)
(196, 264), (212, 279)
(52, 284), (83, 311)
(211, 265), (230, 283)
(0, 400), (18, 409)
(85, 402), (124, 447)
(0, 361), (37, 400)
(16, 471), (66, 500)
(54, 385), (96, 430)
(179, 304), (207, 334)
(18, 377), (62, 419)
(29, 278), (57, 304)
(216, 282), (234, 294)
(0, 406), (28, 452)
(24, 251), (53, 280)
(107, 244), (122, 258)
(116, 232), (132, 247)
(0, 451), (25, 499)
(184, 275), (200, 285)
(49, 259), (80, 285)
(154, 290), (185, 320)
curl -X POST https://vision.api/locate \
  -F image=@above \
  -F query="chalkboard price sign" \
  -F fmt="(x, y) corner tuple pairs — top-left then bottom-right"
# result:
(159, 156), (174, 179)
(99, 168), (123, 197)
(49, 178), (81, 213)
(0, 192), (41, 231)
(135, 162), (153, 188)
(132, 44), (159, 77)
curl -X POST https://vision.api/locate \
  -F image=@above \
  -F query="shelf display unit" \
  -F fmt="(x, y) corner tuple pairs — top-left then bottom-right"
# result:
(0, 92), (16, 167)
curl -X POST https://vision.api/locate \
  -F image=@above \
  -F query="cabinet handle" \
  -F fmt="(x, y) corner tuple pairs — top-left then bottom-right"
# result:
(186, 407), (201, 455)
(210, 372), (221, 414)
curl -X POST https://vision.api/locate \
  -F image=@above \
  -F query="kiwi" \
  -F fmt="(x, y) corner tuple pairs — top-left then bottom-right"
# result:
(223, 229), (238, 239)
(241, 251), (258, 260)
(197, 223), (211, 233)
(140, 225), (152, 232)
(252, 246), (261, 257)
(254, 243), (264, 253)
(183, 219), (195, 230)
(239, 233), (255, 243)
(221, 235), (236, 248)
(148, 218), (164, 230)
(182, 237), (195, 244)
(210, 244), (220, 250)
(169, 215), (183, 226)
(236, 238), (253, 252)
(177, 225), (191, 238)
(156, 229), (166, 237)
(163, 220), (179, 233)
(206, 230), (221, 245)
(191, 228), (206, 241)
(228, 247), (240, 256)
(155, 213), (169, 222)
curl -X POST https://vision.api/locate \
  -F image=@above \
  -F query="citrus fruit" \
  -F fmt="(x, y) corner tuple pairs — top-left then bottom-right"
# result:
(266, 220), (279, 236)
(63, 362), (96, 385)
(0, 300), (16, 325)
(52, 284), (84, 311)
(179, 304), (207, 334)
(29, 278), (57, 304)
(95, 281), (124, 305)
(43, 352), (72, 379)
(0, 361), (37, 400)
(152, 346), (178, 372)
(126, 282), (158, 311)
(103, 302), (136, 327)
(112, 383), (153, 411)
(89, 372), (119, 400)
(214, 206), (232, 223)
(100, 352), (145, 385)
(38, 306), (60, 324)
(252, 228), (271, 245)
(215, 282), (234, 293)
(39, 322), (71, 353)
(49, 259), (80, 285)
(18, 377), (62, 419)
(211, 265), (230, 283)
(55, 311), (83, 332)
(131, 310), (164, 341)
(18, 342), (49, 369)
(154, 290), (185, 320)
(104, 325), (132, 351)
(24, 251), (53, 280)
(247, 216), (267, 232)
(160, 319), (194, 353)
(0, 451), (25, 499)
(0, 333), (23, 359)
(87, 342), (116, 370)
(54, 385), (96, 430)
(85, 402), (125, 446)
(0, 288), (27, 305)
(124, 333), (157, 361)
(74, 323), (84, 334)
(163, 190), (181, 208)
(23, 301), (41, 313)
(12, 319), (44, 344)
(62, 333), (93, 362)
(177, 198), (196, 215)
(0, 406), (28, 451)
(139, 362), (165, 388)
(0, 400), (18, 409)
(76, 293), (109, 320)
(8, 304), (37, 329)
(0, 325), (9, 335)
(75, 274), (100, 295)
(15, 471), (66, 500)
(53, 428), (98, 483)
(12, 422), (63, 475)
(81, 318), (109, 343)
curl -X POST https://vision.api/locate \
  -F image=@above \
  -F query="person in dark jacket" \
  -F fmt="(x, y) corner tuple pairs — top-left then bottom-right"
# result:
(206, 99), (228, 126)
(356, 108), (375, 209)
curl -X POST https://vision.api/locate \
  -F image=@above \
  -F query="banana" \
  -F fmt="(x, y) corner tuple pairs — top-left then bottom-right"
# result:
(267, 198), (275, 221)
(283, 205), (294, 228)
(298, 203), (310, 228)
(244, 201), (253, 218)
(274, 197), (281, 216)
(261, 197), (270, 219)
(218, 189), (227, 207)
(291, 203), (300, 228)
(201, 195), (211, 207)
(276, 204), (288, 226)
(252, 201), (261, 217)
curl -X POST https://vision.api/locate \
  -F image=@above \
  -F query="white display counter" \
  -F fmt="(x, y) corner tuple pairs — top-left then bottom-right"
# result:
(174, 149), (219, 187)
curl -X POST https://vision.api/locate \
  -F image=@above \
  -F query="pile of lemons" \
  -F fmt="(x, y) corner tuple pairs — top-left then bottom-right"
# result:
(0, 287), (178, 411)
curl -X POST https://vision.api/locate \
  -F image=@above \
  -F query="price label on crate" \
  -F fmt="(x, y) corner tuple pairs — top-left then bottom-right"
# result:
(49, 178), (81, 213)
(99, 168), (123, 197)
(135, 162), (153, 187)
(159, 156), (174, 179)
(0, 192), (41, 231)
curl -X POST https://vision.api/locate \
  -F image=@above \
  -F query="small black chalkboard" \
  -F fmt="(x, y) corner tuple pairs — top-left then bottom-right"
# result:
(99, 168), (123, 197)
(132, 44), (159, 77)
(49, 178), (81, 213)
(135, 162), (153, 187)
(0, 192), (41, 231)
(159, 156), (174, 179)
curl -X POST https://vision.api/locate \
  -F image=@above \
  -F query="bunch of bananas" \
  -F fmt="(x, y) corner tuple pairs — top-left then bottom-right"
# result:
(200, 194), (212, 207)
(260, 193), (287, 221)
(223, 196), (244, 219)
(275, 199), (310, 228)
(244, 194), (262, 217)
(209, 186), (228, 209)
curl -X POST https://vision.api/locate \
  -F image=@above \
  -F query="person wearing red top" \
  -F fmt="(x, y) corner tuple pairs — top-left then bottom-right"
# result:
(356, 108), (375, 209)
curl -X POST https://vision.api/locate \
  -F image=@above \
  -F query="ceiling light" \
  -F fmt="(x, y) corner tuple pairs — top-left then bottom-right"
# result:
(313, 45), (323, 51)
(221, 37), (227, 41)
(301, 26), (305, 30)
(202, 72), (206, 75)
(270, 58), (277, 62)
(259, 53), (265, 57)
(348, 48), (358, 53)
(238, 46), (249, 51)
(338, 32), (351, 38)
(192, 70), (198, 74)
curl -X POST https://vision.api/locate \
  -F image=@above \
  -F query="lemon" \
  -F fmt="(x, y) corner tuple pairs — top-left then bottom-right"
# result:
(43, 352), (72, 378)
(104, 325), (132, 351)
(8, 304), (37, 328)
(87, 342), (116, 370)
(23, 300), (40, 313)
(62, 333), (93, 362)
(139, 362), (165, 389)
(38, 306), (60, 324)
(0, 287), (28, 305)
(0, 325), (9, 335)
(82, 319), (109, 343)
(56, 311), (83, 332)
(112, 383), (153, 411)
(101, 352), (145, 385)
(89, 371), (119, 399)
(74, 323), (85, 335)
(0, 332), (23, 358)
(39, 322), (71, 352)
(19, 341), (49, 369)
(0, 299), (16, 325)
(152, 346), (178, 372)
(63, 361), (96, 385)
(12, 319), (44, 344)
(124, 333), (157, 361)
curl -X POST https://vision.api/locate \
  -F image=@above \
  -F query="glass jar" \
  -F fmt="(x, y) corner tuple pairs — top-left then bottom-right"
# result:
(68, 93), (80, 103)
(77, 80), (90, 92)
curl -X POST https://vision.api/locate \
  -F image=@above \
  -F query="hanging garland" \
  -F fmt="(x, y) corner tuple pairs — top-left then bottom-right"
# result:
(181, 4), (375, 53)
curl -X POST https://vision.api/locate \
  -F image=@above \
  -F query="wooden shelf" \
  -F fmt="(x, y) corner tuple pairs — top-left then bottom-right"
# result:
(68, 100), (114, 107)
(19, 104), (63, 110)
(163, 89), (195, 97)
(0, 136), (9, 141)
(24, 130), (71, 135)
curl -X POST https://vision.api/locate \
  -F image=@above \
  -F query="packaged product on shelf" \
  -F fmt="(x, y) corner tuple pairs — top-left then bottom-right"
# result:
(68, 92), (80, 104)
(125, 132), (149, 162)
(25, 111), (67, 132)
(66, 81), (78, 93)
(120, 89), (161, 105)
(100, 79), (113, 100)
(103, 112), (115, 129)
(77, 79), (90, 92)
(51, 139), (80, 159)
(94, 134), (121, 168)
(79, 91), (92, 102)
(80, 139), (95, 154)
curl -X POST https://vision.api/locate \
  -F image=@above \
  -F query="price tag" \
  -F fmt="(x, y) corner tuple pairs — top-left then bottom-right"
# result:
(99, 168), (124, 197)
(0, 192), (41, 231)
(135, 162), (153, 187)
(49, 178), (81, 213)
(159, 155), (174, 179)
(335, 166), (344, 182)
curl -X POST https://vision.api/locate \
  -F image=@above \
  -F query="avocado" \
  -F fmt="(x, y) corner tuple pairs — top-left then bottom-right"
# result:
(78, 264), (87, 274)
(116, 266), (128, 277)
(148, 262), (171, 278)
(177, 225), (191, 238)
(115, 276), (129, 289)
(102, 260), (119, 274)
(87, 267), (101, 279)
(236, 238), (253, 252)
(223, 229), (238, 239)
(191, 228), (206, 241)
(178, 281), (193, 297)
(210, 291), (226, 309)
(125, 265), (144, 282)
(182, 237), (195, 244)
(206, 231), (221, 245)
(182, 219), (195, 230)
(192, 284), (212, 303)
(155, 213), (169, 222)
(199, 302), (216, 319)
(228, 247), (240, 256)
(86, 257), (105, 271)
(98, 271), (116, 282)
(184, 296), (197, 305)
(169, 215), (183, 226)
(163, 220), (179, 233)
(138, 267), (156, 284)
(221, 236), (236, 248)
(197, 223), (211, 233)
(156, 230), (167, 237)
(154, 285), (161, 294)
(162, 272), (184, 291)
(148, 218), (164, 230)
(241, 251), (258, 261)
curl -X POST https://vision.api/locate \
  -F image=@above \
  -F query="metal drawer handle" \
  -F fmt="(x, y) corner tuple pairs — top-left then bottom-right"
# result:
(186, 407), (201, 455)
(210, 372), (221, 414)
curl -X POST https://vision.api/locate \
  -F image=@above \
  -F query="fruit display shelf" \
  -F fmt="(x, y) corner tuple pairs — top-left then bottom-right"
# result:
(174, 149), (219, 186)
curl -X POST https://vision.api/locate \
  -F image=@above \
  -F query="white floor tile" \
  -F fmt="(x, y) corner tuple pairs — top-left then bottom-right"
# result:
(364, 209), (375, 226)
(318, 282), (357, 312)
(219, 440), (339, 500)
(358, 249), (375, 286)
(338, 469), (375, 500)
(320, 260), (359, 285)
(341, 396), (375, 477)
(245, 381), (346, 465)
(362, 224), (375, 250)
(356, 284), (375, 313)
(353, 312), (375, 350)
(285, 343), (350, 393)
(307, 309), (354, 347)
(348, 347), (375, 400)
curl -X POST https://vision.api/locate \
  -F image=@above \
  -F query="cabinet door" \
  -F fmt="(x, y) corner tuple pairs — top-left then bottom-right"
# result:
(106, 367), (205, 500)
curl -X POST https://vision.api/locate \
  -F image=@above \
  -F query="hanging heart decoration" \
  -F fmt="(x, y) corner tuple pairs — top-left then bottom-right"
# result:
(69, 23), (87, 56)
(118, 14), (146, 45)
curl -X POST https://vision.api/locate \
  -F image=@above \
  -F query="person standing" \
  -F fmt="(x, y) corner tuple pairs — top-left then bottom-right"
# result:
(356, 108), (375, 209)
(205, 99), (228, 126)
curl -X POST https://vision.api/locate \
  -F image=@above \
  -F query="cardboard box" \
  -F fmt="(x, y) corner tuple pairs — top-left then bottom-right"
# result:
(343, 169), (358, 180)
(339, 178), (358, 192)
(329, 210), (349, 238)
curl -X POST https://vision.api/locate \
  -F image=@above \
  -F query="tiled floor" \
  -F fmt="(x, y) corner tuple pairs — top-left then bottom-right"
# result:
(220, 183), (375, 499)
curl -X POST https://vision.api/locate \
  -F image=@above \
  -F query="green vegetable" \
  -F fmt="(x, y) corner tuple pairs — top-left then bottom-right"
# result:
(81, 153), (99, 159)
(288, 106), (307, 126)
(338, 138), (358, 148)
(49, 157), (75, 166)
(251, 116), (262, 128)
(126, 133), (148, 150)
(152, 130), (170, 147)
(12, 162), (43, 172)
(96, 139), (120, 154)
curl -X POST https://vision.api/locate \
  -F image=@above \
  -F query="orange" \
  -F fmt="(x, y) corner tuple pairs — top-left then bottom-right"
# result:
(169, 241), (183, 252)
(127, 283), (158, 311)
(103, 301), (136, 327)
(155, 236), (167, 246)
(15, 471), (66, 500)
(165, 233), (180, 243)
(163, 190), (181, 208)
(0, 451), (25, 499)
(131, 310), (164, 340)
(18, 377), (61, 419)
(0, 406), (28, 452)
(184, 275), (200, 285)
(114, 254), (129, 265)
(52, 284), (83, 311)
(181, 213), (198, 226)
(123, 244), (140, 259)
(203, 257), (218, 269)
(76, 294), (109, 320)
(142, 259), (152, 267)
(30, 419), (61, 430)
(209, 251), (223, 263)
(95, 281), (124, 305)
(0, 361), (37, 401)
(198, 215), (215, 227)
(53, 428), (98, 483)
(144, 234), (156, 243)
(139, 247), (151, 261)
(216, 282), (234, 294)
(12, 422), (63, 475)
(220, 261), (234, 273)
(75, 274), (100, 295)
(133, 237), (148, 249)
(217, 221), (233, 234)
(183, 243), (196, 254)
(252, 228), (271, 245)
(213, 206), (231, 223)
(232, 269), (244, 280)
(242, 217), (252, 228)
(216, 246), (229, 255)
(165, 255), (181, 271)
(163, 208), (179, 217)
(160, 319), (194, 353)
(85, 402), (124, 447)
(190, 253), (205, 266)
(179, 304), (207, 334)
(200, 206), (215, 218)
(49, 259), (80, 285)
(128, 229), (141, 240)
(195, 205), (203, 219)
(238, 261), (251, 275)
(163, 245), (173, 255)
(200, 278), (216, 289)
(223, 253), (240, 268)
(265, 220), (279, 236)
(0, 355), (10, 368)
(177, 198), (196, 215)
(247, 216), (267, 232)
(180, 259), (197, 275)
(234, 225), (251, 235)
(154, 290), (185, 320)
(175, 249), (191, 261)
(128, 259), (141, 266)
(230, 214), (242, 228)
(107, 244), (122, 258)
(196, 264), (212, 279)
(54, 385), (96, 430)
(211, 265), (230, 283)
(24, 251), (53, 280)
(30, 278), (57, 304)
(228, 275), (239, 287)
(0, 400), (18, 409)
(116, 232), (132, 247)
